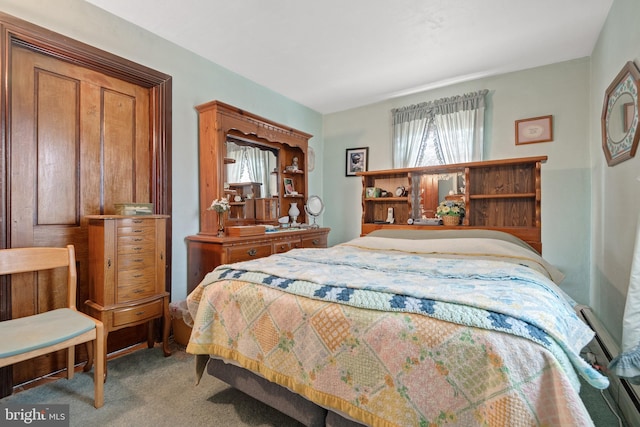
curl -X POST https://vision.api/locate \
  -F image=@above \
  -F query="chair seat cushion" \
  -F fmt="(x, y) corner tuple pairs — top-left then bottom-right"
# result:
(0, 308), (96, 358)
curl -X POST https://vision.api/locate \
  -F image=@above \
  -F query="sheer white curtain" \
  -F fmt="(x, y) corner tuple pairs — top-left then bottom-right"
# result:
(433, 90), (488, 164)
(609, 208), (640, 384)
(246, 148), (271, 197)
(392, 103), (434, 168)
(225, 143), (243, 184)
(392, 90), (488, 167)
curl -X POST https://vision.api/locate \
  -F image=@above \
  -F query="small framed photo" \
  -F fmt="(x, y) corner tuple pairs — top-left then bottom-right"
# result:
(283, 178), (295, 195)
(345, 147), (369, 176)
(515, 115), (553, 145)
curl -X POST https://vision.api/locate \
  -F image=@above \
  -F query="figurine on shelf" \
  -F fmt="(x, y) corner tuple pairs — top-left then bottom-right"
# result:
(292, 157), (299, 171)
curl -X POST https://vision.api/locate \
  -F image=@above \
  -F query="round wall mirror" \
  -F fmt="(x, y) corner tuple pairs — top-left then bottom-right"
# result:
(305, 196), (324, 228)
(602, 61), (640, 166)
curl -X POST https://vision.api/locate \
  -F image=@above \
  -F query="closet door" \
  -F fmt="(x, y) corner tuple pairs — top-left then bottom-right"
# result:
(8, 46), (152, 386)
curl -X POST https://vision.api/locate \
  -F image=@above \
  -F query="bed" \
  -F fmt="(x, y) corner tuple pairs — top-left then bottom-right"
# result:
(185, 229), (608, 426)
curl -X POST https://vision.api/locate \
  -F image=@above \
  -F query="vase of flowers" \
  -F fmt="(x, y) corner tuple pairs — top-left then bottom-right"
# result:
(207, 197), (231, 236)
(436, 199), (465, 226)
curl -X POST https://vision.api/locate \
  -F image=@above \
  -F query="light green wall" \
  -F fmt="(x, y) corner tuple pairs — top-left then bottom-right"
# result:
(589, 0), (640, 344)
(0, 0), (324, 300)
(323, 58), (592, 304)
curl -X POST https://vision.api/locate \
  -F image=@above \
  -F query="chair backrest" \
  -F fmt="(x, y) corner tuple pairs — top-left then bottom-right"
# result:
(0, 245), (78, 309)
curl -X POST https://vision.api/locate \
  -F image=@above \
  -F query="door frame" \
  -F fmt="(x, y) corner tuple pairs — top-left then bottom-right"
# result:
(0, 12), (172, 396)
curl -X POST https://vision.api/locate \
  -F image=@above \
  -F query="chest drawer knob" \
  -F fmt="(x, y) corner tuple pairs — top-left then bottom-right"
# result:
(247, 248), (257, 256)
(312, 239), (319, 245)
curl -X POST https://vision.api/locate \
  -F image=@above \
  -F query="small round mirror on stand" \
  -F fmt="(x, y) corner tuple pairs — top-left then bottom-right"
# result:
(305, 196), (324, 229)
(602, 61), (640, 166)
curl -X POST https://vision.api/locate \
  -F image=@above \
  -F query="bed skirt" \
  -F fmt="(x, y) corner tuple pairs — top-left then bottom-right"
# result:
(207, 358), (365, 427)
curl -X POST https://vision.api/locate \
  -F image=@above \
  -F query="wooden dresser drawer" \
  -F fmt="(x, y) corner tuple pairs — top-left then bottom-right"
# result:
(116, 252), (153, 270)
(301, 233), (327, 248)
(273, 238), (301, 253)
(117, 217), (156, 230)
(112, 299), (163, 327)
(226, 243), (272, 263)
(117, 267), (156, 302)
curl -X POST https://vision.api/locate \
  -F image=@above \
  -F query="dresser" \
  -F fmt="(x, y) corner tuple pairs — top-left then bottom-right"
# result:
(85, 215), (171, 376)
(185, 227), (330, 294)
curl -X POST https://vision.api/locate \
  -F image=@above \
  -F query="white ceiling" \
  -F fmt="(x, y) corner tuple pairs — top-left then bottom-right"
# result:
(85, 0), (613, 114)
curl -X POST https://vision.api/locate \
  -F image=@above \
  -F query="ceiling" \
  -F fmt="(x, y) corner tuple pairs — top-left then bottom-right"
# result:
(84, 0), (613, 114)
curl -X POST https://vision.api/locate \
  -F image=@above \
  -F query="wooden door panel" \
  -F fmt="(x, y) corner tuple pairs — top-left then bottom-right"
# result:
(36, 71), (80, 225)
(9, 46), (152, 385)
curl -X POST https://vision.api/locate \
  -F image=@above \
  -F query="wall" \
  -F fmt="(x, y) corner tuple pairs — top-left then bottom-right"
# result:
(0, 0), (324, 301)
(589, 0), (640, 344)
(323, 58), (592, 303)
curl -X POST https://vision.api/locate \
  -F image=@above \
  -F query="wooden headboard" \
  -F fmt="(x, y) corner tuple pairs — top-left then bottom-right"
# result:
(357, 156), (547, 254)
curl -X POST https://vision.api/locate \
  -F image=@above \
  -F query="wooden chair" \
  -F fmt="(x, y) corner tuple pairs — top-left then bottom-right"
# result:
(0, 245), (104, 408)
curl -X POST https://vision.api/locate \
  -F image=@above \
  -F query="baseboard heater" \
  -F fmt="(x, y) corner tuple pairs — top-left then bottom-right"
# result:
(577, 304), (640, 426)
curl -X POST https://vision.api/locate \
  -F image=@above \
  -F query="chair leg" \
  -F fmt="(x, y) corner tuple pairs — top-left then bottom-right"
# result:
(83, 340), (94, 372)
(66, 346), (75, 380)
(93, 324), (105, 408)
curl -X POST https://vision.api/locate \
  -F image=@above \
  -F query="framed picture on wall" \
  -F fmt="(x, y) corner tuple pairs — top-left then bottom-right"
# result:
(345, 147), (369, 176)
(515, 115), (553, 145)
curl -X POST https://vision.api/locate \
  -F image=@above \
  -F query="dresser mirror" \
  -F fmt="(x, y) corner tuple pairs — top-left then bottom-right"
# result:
(225, 139), (278, 198)
(602, 61), (640, 166)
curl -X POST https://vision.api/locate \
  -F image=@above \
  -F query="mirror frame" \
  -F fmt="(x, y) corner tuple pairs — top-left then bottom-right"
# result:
(305, 195), (324, 228)
(602, 61), (640, 166)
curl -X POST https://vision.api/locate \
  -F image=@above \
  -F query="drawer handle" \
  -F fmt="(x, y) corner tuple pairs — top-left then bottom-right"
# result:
(133, 274), (143, 278)
(312, 239), (319, 245)
(280, 245), (287, 250)
(133, 220), (143, 223)
(134, 247), (143, 251)
(134, 238), (143, 242)
(107, 258), (112, 268)
(247, 248), (257, 256)
(133, 289), (144, 293)
(134, 229), (143, 233)
(135, 310), (146, 316)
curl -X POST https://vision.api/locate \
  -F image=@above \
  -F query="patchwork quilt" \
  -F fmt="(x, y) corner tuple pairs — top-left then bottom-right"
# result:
(186, 237), (605, 426)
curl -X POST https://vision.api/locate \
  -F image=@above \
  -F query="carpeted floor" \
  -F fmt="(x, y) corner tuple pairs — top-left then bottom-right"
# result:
(1, 342), (303, 427)
(0, 341), (627, 426)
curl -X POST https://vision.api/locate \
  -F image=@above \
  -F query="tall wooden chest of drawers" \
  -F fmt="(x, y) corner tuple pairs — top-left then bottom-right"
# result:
(85, 215), (170, 375)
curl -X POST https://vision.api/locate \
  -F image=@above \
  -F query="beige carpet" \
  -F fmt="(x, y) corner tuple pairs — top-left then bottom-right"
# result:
(0, 342), (303, 427)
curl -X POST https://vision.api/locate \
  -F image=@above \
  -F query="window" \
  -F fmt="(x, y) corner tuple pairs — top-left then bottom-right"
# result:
(392, 90), (488, 168)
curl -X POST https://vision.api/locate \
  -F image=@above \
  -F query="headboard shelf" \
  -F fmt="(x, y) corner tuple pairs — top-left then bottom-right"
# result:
(357, 156), (547, 253)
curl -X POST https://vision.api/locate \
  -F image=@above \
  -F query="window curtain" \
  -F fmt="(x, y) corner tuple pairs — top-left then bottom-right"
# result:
(246, 148), (271, 197)
(391, 90), (488, 168)
(433, 90), (488, 164)
(391, 103), (434, 168)
(609, 209), (640, 384)
(225, 143), (243, 184)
